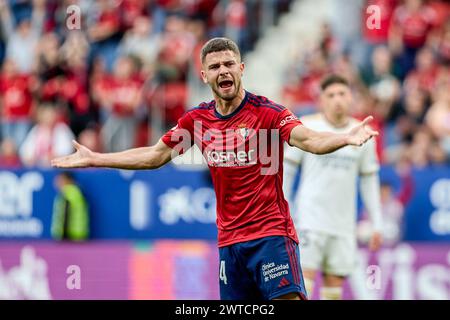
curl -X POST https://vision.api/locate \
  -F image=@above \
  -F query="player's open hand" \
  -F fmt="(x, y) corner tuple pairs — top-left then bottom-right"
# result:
(51, 140), (94, 168)
(346, 116), (379, 147)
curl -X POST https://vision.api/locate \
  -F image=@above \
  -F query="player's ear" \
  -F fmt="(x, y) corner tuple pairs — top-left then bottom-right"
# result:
(200, 70), (208, 84)
(240, 62), (245, 75)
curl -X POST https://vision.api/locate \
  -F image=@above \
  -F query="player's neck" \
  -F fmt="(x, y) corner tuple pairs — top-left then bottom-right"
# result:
(322, 112), (349, 128)
(215, 89), (246, 116)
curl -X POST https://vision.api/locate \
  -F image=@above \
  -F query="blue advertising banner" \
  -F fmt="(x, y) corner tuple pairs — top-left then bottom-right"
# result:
(0, 166), (217, 240)
(0, 165), (448, 241)
(402, 166), (450, 241)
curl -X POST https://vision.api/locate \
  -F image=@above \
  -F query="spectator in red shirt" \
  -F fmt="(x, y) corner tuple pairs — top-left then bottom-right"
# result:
(286, 49), (329, 114)
(363, 0), (397, 46)
(389, 0), (438, 79)
(0, 138), (22, 168)
(19, 103), (75, 167)
(0, 58), (38, 148)
(120, 0), (152, 31)
(403, 46), (440, 95)
(96, 56), (144, 152)
(429, 19), (450, 65)
(360, 0), (397, 70)
(157, 14), (196, 82)
(36, 31), (91, 137)
(87, 0), (122, 72)
(224, 0), (248, 52)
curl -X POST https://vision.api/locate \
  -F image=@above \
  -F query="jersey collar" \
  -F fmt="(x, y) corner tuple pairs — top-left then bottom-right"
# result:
(214, 90), (248, 120)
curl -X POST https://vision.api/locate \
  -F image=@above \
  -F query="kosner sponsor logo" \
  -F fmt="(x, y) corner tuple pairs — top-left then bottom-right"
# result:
(169, 121), (280, 174)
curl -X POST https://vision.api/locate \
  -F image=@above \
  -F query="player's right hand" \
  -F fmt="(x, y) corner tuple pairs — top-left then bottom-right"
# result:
(51, 140), (94, 168)
(346, 116), (379, 147)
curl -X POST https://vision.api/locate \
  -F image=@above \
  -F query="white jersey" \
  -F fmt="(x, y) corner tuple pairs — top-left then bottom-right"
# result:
(284, 114), (379, 236)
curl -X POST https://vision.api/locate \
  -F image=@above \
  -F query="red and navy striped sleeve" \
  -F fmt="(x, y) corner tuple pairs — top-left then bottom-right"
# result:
(161, 111), (195, 153)
(275, 108), (303, 143)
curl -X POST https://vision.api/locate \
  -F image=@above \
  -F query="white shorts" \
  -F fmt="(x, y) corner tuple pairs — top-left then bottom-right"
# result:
(298, 229), (357, 277)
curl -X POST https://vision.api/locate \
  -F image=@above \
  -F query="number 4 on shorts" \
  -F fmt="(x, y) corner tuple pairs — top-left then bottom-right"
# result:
(220, 260), (227, 285)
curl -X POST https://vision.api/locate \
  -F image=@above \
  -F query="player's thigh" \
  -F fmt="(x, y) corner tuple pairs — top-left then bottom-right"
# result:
(218, 245), (262, 300)
(244, 236), (308, 300)
(324, 234), (357, 277)
(298, 229), (327, 273)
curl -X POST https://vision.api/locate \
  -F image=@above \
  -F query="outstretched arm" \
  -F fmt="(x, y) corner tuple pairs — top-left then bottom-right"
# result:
(51, 139), (174, 170)
(288, 116), (379, 154)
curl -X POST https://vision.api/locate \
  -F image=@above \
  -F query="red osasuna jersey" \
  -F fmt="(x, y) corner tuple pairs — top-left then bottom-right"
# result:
(162, 90), (302, 247)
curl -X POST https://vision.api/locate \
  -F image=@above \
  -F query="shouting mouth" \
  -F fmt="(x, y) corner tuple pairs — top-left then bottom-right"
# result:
(218, 79), (234, 90)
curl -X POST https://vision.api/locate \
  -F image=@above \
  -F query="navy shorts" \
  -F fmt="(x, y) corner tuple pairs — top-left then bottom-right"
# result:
(218, 235), (308, 300)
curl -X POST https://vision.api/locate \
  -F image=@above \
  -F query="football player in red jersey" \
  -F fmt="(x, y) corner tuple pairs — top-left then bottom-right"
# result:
(52, 37), (378, 300)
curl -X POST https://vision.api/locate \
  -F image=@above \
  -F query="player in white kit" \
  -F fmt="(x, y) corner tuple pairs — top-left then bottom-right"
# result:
(283, 75), (383, 300)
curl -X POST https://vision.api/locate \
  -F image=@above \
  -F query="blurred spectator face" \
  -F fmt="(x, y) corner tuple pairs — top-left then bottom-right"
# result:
(381, 184), (393, 203)
(405, 90), (426, 117)
(98, 0), (115, 11)
(17, 18), (32, 36)
(113, 57), (135, 79)
(320, 83), (352, 119)
(201, 50), (244, 101)
(78, 128), (100, 152)
(42, 32), (59, 50)
(433, 83), (450, 103)
(413, 127), (432, 146)
(37, 105), (58, 128)
(55, 173), (73, 191)
(405, 0), (423, 11)
(2, 59), (18, 77)
(1, 139), (18, 158)
(92, 57), (107, 76)
(40, 33), (60, 63)
(407, 128), (431, 167)
(333, 55), (357, 83)
(187, 19), (206, 41)
(372, 46), (392, 75)
(133, 16), (152, 37)
(308, 51), (327, 73)
(415, 47), (435, 71)
(61, 31), (89, 67)
(165, 15), (186, 34)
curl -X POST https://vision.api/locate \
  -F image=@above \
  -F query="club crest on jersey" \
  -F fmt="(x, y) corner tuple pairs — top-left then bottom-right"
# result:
(204, 131), (212, 141)
(236, 127), (250, 141)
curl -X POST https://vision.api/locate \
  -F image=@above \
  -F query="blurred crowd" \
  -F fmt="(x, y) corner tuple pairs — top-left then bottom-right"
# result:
(0, 0), (448, 170)
(0, 0), (292, 168)
(282, 0), (450, 169)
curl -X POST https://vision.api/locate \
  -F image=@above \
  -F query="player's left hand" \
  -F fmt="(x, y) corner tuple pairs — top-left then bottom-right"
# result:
(346, 116), (379, 147)
(369, 231), (383, 251)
